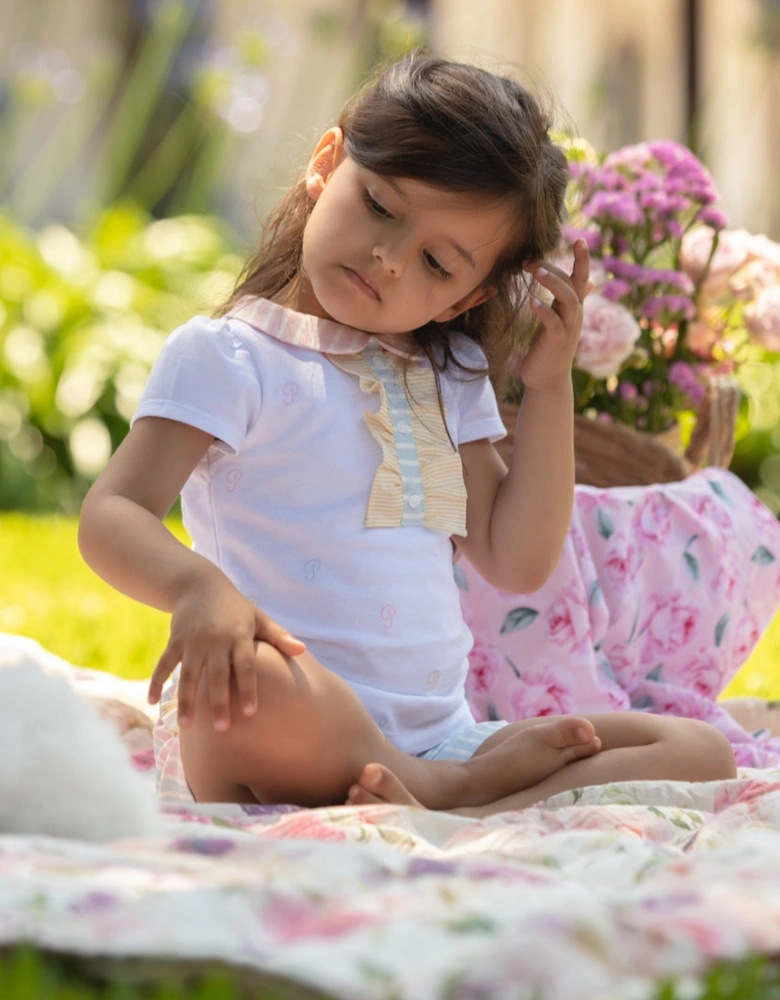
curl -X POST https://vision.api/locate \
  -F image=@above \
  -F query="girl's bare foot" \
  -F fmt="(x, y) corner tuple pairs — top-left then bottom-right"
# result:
(347, 763), (421, 808)
(438, 716), (601, 808)
(348, 718), (602, 811)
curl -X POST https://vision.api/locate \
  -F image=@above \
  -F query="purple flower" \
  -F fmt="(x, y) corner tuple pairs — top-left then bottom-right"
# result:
(70, 892), (119, 915)
(668, 360), (706, 405)
(641, 295), (696, 320)
(172, 837), (236, 856)
(601, 279), (631, 300)
(696, 207), (729, 230)
(601, 257), (644, 280)
(586, 191), (644, 227)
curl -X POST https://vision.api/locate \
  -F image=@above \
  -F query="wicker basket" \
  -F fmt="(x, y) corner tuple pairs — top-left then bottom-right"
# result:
(496, 375), (741, 488)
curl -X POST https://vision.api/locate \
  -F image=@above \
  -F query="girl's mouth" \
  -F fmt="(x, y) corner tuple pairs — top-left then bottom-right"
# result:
(343, 267), (381, 302)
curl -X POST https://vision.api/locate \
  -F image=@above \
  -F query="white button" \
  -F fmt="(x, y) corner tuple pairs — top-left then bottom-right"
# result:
(373, 714), (389, 730)
(396, 420), (411, 434)
(408, 494), (421, 509)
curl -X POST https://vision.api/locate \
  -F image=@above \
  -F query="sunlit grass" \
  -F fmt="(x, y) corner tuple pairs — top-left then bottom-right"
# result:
(0, 513), (189, 679)
(1, 513), (779, 696)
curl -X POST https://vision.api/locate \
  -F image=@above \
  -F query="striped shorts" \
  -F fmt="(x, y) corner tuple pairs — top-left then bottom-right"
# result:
(416, 720), (509, 761)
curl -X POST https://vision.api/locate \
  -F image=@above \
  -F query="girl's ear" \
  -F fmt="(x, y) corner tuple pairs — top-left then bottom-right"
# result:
(305, 127), (345, 201)
(434, 285), (496, 323)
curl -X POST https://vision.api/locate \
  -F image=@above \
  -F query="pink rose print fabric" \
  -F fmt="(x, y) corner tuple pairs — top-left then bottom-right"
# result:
(459, 469), (780, 767)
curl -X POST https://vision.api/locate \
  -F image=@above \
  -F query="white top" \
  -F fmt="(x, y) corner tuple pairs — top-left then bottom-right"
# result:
(134, 301), (506, 753)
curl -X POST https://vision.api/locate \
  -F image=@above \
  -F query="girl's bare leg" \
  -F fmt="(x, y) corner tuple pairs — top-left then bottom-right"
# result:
(179, 642), (600, 809)
(347, 713), (738, 815)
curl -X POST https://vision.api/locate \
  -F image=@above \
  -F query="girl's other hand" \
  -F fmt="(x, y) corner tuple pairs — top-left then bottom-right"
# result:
(148, 575), (306, 731)
(517, 238), (589, 392)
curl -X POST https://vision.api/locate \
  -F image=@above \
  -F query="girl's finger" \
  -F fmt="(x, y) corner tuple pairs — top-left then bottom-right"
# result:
(148, 642), (181, 706)
(529, 296), (562, 329)
(254, 609), (306, 656)
(232, 637), (260, 718)
(204, 652), (233, 731)
(533, 268), (581, 320)
(570, 239), (591, 301)
(176, 654), (205, 729)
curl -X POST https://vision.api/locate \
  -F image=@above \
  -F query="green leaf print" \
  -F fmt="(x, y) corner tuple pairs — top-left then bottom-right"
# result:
(683, 551), (700, 583)
(596, 507), (615, 539)
(751, 545), (776, 565)
(504, 655), (521, 678)
(453, 563), (470, 589)
(708, 478), (732, 505)
(627, 605), (640, 643)
(588, 580), (602, 606)
(599, 657), (616, 681)
(645, 664), (663, 682)
(499, 607), (539, 634)
(715, 613), (729, 647)
(447, 915), (497, 933)
(487, 701), (501, 722)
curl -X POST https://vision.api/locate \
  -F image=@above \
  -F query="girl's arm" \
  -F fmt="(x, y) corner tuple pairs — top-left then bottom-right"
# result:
(454, 242), (588, 593)
(79, 416), (304, 731)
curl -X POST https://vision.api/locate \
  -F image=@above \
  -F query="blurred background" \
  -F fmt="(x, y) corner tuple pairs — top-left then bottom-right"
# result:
(1, 0), (780, 514)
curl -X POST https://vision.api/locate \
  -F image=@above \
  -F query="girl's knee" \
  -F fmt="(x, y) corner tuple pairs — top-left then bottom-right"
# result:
(666, 717), (737, 781)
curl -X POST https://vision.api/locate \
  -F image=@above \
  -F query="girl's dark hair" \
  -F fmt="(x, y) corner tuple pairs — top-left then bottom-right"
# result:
(219, 54), (569, 386)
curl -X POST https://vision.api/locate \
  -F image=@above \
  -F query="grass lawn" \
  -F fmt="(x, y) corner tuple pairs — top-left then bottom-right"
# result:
(0, 513), (188, 680)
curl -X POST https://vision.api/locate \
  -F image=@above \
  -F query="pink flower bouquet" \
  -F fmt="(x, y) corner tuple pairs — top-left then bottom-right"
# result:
(518, 139), (780, 436)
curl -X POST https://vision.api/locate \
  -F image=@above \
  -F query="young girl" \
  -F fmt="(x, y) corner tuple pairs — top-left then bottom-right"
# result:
(79, 55), (736, 811)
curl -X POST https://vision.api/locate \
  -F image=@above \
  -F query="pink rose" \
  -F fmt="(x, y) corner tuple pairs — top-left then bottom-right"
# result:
(633, 493), (673, 544)
(733, 612), (761, 665)
(748, 232), (780, 269)
(690, 492), (735, 536)
(575, 293), (641, 378)
(710, 545), (742, 603)
(640, 591), (700, 661)
(545, 582), (590, 652)
(680, 227), (752, 288)
(509, 667), (574, 719)
(676, 648), (723, 699)
(465, 636), (503, 699)
(729, 258), (778, 300)
(744, 286), (780, 352)
(265, 898), (377, 944)
(602, 642), (641, 689)
(604, 531), (644, 588)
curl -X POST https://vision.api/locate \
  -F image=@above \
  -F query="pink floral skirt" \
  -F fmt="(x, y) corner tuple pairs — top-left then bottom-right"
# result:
(459, 468), (780, 768)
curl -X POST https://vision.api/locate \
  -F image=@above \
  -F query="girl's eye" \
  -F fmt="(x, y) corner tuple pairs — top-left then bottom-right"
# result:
(424, 251), (451, 280)
(364, 192), (392, 218)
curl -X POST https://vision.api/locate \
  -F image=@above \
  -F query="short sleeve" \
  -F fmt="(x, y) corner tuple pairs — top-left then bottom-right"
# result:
(132, 316), (262, 455)
(447, 336), (507, 446)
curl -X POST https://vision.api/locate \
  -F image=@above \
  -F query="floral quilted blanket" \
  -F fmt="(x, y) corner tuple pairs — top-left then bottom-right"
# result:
(4, 768), (780, 1000)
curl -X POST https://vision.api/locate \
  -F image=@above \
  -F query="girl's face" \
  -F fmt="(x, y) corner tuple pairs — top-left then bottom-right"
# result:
(289, 128), (517, 336)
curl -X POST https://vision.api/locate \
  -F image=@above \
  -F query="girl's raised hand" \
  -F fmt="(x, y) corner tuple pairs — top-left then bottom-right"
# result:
(516, 239), (590, 392)
(148, 574), (306, 731)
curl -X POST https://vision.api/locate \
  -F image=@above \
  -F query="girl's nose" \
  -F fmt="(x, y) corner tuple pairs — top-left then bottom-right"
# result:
(372, 242), (405, 277)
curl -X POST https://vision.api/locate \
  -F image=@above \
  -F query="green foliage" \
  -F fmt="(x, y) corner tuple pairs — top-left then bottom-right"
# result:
(0, 207), (241, 511)
(0, 946), (307, 1000)
(2, 947), (780, 1000)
